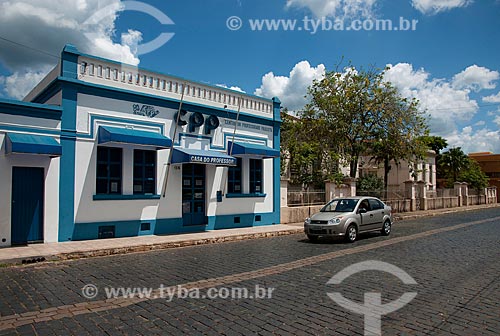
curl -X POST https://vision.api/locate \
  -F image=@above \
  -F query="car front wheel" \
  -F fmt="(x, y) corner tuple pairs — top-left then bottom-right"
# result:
(381, 220), (392, 236)
(345, 225), (357, 243)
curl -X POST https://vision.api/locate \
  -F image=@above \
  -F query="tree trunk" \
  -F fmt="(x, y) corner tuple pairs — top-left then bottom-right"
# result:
(350, 157), (359, 178)
(383, 156), (390, 200)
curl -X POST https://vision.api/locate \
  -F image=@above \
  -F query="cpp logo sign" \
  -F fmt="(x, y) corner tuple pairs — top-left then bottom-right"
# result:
(327, 260), (417, 336)
(83, 1), (175, 56)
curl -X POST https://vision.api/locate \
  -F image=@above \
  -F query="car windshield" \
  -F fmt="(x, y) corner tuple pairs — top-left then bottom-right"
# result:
(320, 199), (359, 212)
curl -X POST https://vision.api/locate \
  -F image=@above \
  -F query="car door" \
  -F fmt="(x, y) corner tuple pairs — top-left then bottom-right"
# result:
(368, 199), (385, 230)
(358, 199), (376, 232)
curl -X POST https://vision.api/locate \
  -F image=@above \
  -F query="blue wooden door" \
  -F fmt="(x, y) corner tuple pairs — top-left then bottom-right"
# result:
(182, 164), (207, 226)
(11, 167), (44, 245)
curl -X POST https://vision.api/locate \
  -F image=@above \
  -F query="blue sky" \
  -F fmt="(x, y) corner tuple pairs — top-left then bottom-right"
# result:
(0, 0), (499, 153)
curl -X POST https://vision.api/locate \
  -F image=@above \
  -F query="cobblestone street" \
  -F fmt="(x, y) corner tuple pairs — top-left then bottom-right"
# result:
(1, 208), (499, 335)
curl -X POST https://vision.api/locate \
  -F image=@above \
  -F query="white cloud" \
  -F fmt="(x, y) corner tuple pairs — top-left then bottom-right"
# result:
(483, 91), (500, 103)
(494, 115), (500, 127)
(384, 63), (478, 135)
(446, 126), (500, 154)
(452, 65), (499, 91)
(120, 29), (143, 57)
(411, 0), (473, 15)
(285, 0), (377, 19)
(216, 84), (246, 93)
(384, 62), (500, 153)
(0, 0), (144, 99)
(254, 61), (325, 111)
(0, 67), (52, 100)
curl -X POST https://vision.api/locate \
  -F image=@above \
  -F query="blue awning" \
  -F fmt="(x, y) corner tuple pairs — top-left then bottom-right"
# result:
(228, 141), (280, 158)
(98, 126), (172, 149)
(172, 148), (237, 166)
(5, 133), (62, 156)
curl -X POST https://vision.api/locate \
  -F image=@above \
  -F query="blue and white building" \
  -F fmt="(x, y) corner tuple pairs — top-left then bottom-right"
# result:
(0, 45), (281, 246)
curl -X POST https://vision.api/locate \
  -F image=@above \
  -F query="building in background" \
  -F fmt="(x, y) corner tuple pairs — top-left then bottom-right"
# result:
(0, 45), (281, 246)
(469, 152), (500, 201)
(349, 150), (437, 195)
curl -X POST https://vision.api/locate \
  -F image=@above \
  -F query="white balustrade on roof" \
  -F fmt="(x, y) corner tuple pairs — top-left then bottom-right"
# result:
(77, 56), (274, 119)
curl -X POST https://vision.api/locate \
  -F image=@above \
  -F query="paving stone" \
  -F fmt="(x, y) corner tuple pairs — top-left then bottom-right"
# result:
(0, 208), (499, 334)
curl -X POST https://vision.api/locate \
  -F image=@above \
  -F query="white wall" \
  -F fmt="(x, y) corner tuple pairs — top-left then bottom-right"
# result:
(0, 113), (61, 131)
(74, 140), (183, 223)
(0, 134), (60, 246)
(0, 109), (61, 246)
(205, 158), (274, 217)
(74, 93), (276, 225)
(358, 152), (437, 192)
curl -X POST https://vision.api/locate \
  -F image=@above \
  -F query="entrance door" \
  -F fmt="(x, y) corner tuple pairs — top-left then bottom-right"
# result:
(11, 167), (44, 245)
(182, 164), (207, 226)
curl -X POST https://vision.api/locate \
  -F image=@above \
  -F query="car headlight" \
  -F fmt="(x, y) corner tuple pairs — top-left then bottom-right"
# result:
(305, 218), (311, 225)
(328, 218), (342, 225)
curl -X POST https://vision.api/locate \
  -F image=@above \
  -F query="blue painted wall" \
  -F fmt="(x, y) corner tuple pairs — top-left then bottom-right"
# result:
(58, 45), (79, 242)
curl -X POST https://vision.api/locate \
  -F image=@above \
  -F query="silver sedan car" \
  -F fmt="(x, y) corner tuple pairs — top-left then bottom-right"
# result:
(304, 196), (393, 242)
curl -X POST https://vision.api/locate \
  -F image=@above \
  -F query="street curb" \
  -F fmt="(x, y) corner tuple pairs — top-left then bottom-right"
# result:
(0, 227), (304, 268)
(392, 203), (500, 221)
(1, 203), (498, 268)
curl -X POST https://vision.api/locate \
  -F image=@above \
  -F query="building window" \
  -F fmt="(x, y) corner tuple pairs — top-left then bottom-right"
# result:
(133, 150), (156, 194)
(227, 158), (242, 194)
(96, 147), (122, 194)
(250, 159), (263, 193)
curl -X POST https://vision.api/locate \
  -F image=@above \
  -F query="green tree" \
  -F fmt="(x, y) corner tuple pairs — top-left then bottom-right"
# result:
(280, 109), (339, 189)
(439, 147), (469, 182)
(304, 65), (383, 178)
(357, 174), (384, 198)
(458, 159), (489, 192)
(420, 135), (448, 155)
(369, 82), (429, 193)
(304, 64), (428, 181)
(420, 135), (448, 179)
(283, 63), (429, 190)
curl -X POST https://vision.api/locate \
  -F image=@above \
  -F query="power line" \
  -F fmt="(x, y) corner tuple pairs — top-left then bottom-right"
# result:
(0, 34), (499, 114)
(424, 102), (500, 112)
(0, 36), (60, 60)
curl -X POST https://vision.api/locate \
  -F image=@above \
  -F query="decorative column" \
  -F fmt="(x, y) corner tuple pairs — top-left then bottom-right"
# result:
(325, 181), (337, 202)
(461, 182), (469, 206)
(344, 177), (357, 197)
(417, 180), (427, 210)
(280, 179), (289, 208)
(424, 163), (430, 187)
(454, 182), (463, 207)
(404, 180), (416, 212)
(430, 164), (437, 191)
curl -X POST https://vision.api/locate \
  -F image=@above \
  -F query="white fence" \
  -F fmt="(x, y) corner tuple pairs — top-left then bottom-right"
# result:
(280, 179), (497, 223)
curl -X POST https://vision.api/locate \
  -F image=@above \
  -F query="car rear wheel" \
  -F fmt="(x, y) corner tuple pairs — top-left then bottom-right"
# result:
(381, 220), (392, 236)
(345, 225), (357, 243)
(307, 234), (319, 242)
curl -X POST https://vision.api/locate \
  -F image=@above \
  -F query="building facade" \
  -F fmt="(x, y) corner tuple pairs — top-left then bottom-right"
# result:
(354, 150), (437, 195)
(0, 45), (281, 246)
(469, 152), (500, 201)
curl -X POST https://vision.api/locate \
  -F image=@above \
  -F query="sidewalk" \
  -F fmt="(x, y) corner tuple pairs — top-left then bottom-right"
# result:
(0, 224), (304, 266)
(1, 203), (499, 266)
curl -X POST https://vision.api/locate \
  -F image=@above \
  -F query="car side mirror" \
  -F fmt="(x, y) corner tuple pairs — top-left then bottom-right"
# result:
(358, 208), (367, 214)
